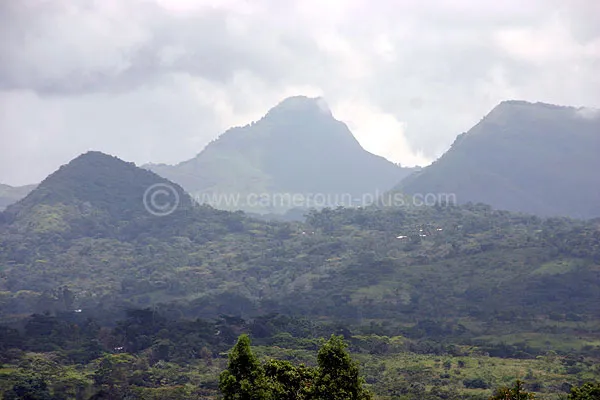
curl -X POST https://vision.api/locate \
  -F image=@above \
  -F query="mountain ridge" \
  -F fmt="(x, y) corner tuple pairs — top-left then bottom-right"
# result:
(0, 183), (37, 211)
(145, 96), (416, 212)
(395, 100), (600, 219)
(0, 147), (598, 343)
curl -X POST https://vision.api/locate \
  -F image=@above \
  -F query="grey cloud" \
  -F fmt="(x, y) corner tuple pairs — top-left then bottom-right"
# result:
(0, 0), (323, 96)
(326, 0), (600, 156)
(1, 0), (599, 184)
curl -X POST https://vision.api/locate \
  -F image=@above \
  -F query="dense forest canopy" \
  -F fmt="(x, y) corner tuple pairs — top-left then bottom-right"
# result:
(1, 151), (599, 399)
(3, 0), (600, 396)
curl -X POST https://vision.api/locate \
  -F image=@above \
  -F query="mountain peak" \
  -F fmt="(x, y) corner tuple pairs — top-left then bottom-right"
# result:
(65, 150), (136, 169)
(146, 96), (414, 211)
(266, 95), (332, 118)
(399, 100), (600, 218)
(489, 99), (598, 117)
(472, 99), (590, 132)
(494, 100), (576, 112)
(4, 151), (190, 229)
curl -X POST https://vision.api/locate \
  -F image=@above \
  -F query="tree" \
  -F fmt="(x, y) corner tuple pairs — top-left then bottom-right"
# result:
(569, 383), (600, 399)
(219, 335), (374, 400)
(3, 377), (53, 400)
(92, 353), (136, 399)
(489, 380), (535, 400)
(219, 334), (271, 400)
(264, 359), (314, 400)
(312, 335), (373, 400)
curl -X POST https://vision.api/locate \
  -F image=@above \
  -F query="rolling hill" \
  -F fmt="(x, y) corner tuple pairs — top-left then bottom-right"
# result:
(2, 149), (600, 400)
(1, 151), (599, 330)
(0, 151), (197, 239)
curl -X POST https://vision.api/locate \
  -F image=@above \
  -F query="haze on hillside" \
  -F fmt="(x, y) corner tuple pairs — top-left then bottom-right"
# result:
(2, 1), (600, 187)
(145, 96), (416, 213)
(395, 101), (600, 219)
(3, 96), (599, 218)
(0, 183), (37, 211)
(1, 147), (600, 398)
(3, 1), (600, 399)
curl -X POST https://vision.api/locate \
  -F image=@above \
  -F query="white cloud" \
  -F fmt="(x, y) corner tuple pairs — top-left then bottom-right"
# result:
(494, 14), (600, 65)
(1, 0), (599, 185)
(333, 100), (430, 167)
(576, 107), (600, 119)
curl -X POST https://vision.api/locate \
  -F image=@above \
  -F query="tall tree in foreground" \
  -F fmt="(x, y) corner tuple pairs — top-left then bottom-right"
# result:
(219, 334), (372, 400)
(489, 380), (535, 399)
(219, 334), (271, 400)
(312, 335), (373, 400)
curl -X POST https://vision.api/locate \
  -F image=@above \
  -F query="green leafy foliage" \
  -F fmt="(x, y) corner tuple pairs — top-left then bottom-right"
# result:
(312, 335), (373, 400)
(219, 334), (372, 400)
(489, 380), (536, 399)
(2, 150), (600, 399)
(1, 309), (600, 399)
(569, 383), (600, 399)
(3, 376), (54, 400)
(264, 359), (314, 400)
(219, 334), (272, 400)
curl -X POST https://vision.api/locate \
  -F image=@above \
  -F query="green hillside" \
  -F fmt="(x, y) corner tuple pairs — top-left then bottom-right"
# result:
(396, 101), (600, 219)
(1, 153), (599, 328)
(1, 151), (600, 399)
(146, 96), (415, 213)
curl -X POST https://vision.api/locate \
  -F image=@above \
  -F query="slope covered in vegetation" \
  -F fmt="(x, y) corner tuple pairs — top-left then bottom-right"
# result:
(396, 101), (600, 219)
(1, 152), (600, 399)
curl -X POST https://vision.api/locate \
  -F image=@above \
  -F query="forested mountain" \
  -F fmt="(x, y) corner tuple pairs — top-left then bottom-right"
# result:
(146, 96), (415, 212)
(0, 183), (36, 211)
(1, 151), (600, 399)
(395, 101), (600, 219)
(1, 151), (195, 238)
(2, 151), (599, 326)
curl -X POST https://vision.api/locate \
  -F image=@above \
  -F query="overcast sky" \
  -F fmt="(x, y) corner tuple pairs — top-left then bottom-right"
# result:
(1, 0), (599, 185)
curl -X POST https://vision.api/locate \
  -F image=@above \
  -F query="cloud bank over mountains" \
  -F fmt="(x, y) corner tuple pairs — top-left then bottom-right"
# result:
(1, 0), (599, 185)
